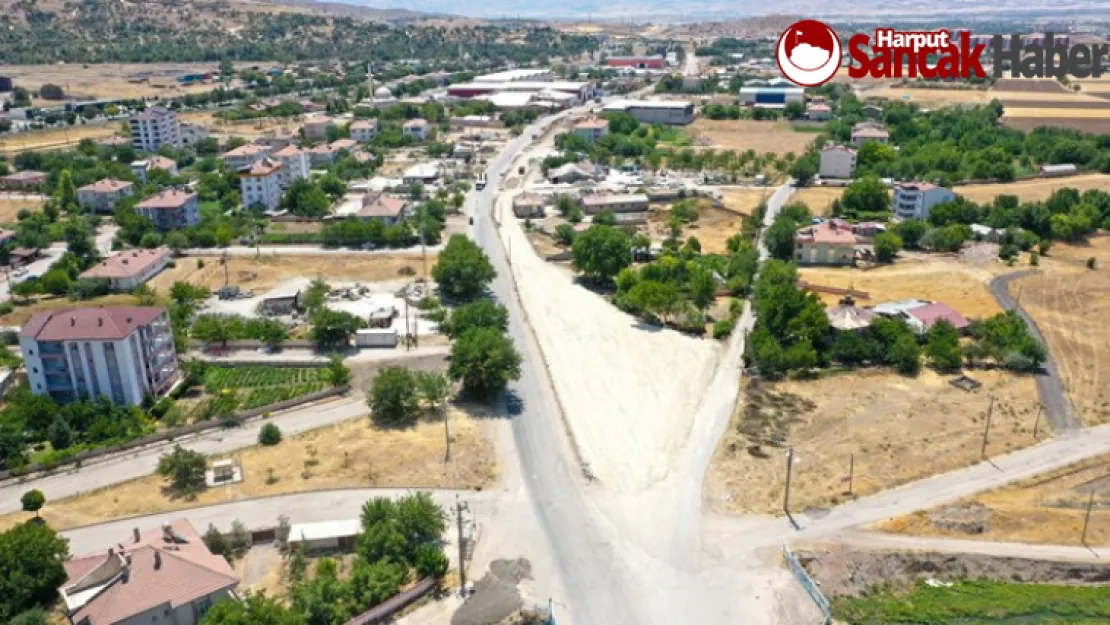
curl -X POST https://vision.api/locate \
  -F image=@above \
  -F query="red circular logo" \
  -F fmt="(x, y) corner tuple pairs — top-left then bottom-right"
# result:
(776, 20), (842, 87)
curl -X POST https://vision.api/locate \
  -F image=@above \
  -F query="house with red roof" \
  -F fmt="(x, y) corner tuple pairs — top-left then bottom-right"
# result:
(793, 219), (872, 266)
(79, 248), (172, 291)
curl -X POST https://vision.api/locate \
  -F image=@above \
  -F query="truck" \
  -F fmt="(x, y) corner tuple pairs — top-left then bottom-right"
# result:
(475, 172), (487, 190)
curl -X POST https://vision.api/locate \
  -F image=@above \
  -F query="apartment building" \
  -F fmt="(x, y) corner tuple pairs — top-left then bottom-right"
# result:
(129, 107), (182, 152)
(302, 117), (336, 141)
(221, 143), (272, 171)
(77, 178), (135, 214)
(179, 122), (210, 148)
(818, 145), (857, 179)
(403, 119), (429, 141)
(130, 156), (178, 183)
(135, 189), (199, 231)
(238, 158), (284, 213)
(350, 119), (379, 143)
(893, 182), (957, 221)
(272, 145), (310, 187)
(21, 307), (181, 406)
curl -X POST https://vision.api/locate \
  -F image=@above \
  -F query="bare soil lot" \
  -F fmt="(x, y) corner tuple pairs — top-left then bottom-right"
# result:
(0, 124), (123, 154)
(149, 255), (429, 294)
(791, 187), (845, 217)
(0, 407), (496, 532)
(707, 368), (1040, 516)
(646, 199), (744, 254)
(1001, 100), (1110, 109)
(0, 63), (227, 103)
(719, 188), (767, 215)
(992, 79), (1070, 93)
(1003, 117), (1110, 134)
(1010, 237), (1110, 426)
(1002, 107), (1110, 118)
(954, 174), (1110, 204)
(0, 197), (44, 224)
(181, 111), (300, 140)
(686, 119), (814, 155)
(875, 451), (1110, 547)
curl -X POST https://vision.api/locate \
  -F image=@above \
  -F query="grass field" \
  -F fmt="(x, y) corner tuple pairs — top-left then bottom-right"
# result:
(706, 368), (1039, 515)
(833, 579), (1110, 624)
(954, 174), (1110, 204)
(149, 255), (431, 294)
(877, 451), (1110, 547)
(686, 119), (815, 155)
(0, 197), (44, 224)
(0, 406), (496, 532)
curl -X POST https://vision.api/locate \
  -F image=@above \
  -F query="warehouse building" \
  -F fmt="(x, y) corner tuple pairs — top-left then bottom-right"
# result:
(601, 100), (695, 125)
(739, 79), (805, 108)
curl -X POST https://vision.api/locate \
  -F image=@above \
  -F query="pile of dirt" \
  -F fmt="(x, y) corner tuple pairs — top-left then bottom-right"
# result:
(452, 558), (533, 625)
(797, 545), (1110, 598)
(927, 502), (993, 535)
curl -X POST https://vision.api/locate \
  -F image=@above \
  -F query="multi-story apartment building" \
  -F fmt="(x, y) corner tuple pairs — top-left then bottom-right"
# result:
(238, 158), (284, 213)
(272, 145), (310, 187)
(129, 107), (182, 152)
(77, 178), (135, 214)
(135, 189), (199, 231)
(818, 145), (857, 179)
(221, 143), (272, 171)
(350, 119), (379, 143)
(20, 307), (181, 406)
(893, 182), (957, 221)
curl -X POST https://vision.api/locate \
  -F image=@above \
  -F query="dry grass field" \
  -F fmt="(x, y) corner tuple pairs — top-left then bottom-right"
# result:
(1009, 237), (1110, 426)
(0, 124), (124, 154)
(792, 187), (846, 217)
(706, 369), (1040, 515)
(862, 86), (995, 105)
(719, 188), (769, 214)
(686, 119), (814, 155)
(149, 255), (430, 294)
(0, 197), (44, 224)
(0, 63), (230, 103)
(797, 257), (1006, 319)
(876, 451), (1110, 547)
(1002, 107), (1110, 118)
(0, 408), (496, 532)
(645, 199), (744, 254)
(954, 174), (1110, 204)
(181, 111), (300, 140)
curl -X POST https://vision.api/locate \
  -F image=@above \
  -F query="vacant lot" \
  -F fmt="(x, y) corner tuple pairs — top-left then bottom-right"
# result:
(686, 119), (814, 155)
(792, 187), (845, 217)
(181, 111), (300, 139)
(1009, 237), (1110, 426)
(0, 124), (123, 154)
(149, 254), (429, 293)
(1003, 116), (1110, 134)
(877, 451), (1110, 547)
(0, 197), (44, 224)
(0, 63), (226, 103)
(954, 174), (1110, 204)
(719, 188), (768, 215)
(646, 199), (744, 254)
(797, 257), (1005, 319)
(862, 86), (994, 106)
(0, 407), (495, 532)
(1002, 107), (1110, 118)
(991, 78), (1070, 94)
(706, 368), (1040, 515)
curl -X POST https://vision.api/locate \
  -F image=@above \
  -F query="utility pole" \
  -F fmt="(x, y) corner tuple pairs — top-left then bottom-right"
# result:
(1033, 403), (1043, 439)
(456, 496), (470, 595)
(846, 453), (855, 497)
(1082, 489), (1096, 546)
(783, 447), (796, 528)
(443, 395), (451, 463)
(222, 250), (229, 290)
(403, 297), (411, 351)
(981, 394), (995, 459)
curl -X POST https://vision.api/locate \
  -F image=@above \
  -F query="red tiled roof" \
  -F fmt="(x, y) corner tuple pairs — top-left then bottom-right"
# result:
(21, 307), (165, 341)
(404, 119), (429, 127)
(350, 120), (378, 130)
(80, 248), (170, 280)
(329, 138), (357, 150)
(576, 118), (609, 129)
(137, 189), (195, 210)
(239, 158), (283, 177)
(272, 145), (303, 157)
(1, 170), (47, 182)
(795, 221), (858, 245)
(907, 302), (969, 330)
(358, 195), (406, 219)
(147, 155), (177, 171)
(222, 143), (270, 158)
(79, 178), (133, 194)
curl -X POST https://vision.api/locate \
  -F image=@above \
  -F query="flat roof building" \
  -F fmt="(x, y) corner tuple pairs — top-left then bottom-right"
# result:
(601, 100), (695, 125)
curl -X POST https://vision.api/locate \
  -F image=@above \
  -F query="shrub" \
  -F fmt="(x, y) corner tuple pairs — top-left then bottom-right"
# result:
(258, 423), (282, 446)
(20, 490), (44, 516)
(712, 318), (734, 339)
(1088, 257), (1098, 270)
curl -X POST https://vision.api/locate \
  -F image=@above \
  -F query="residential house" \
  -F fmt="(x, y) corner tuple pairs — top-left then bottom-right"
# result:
(0, 170), (47, 190)
(573, 118), (610, 143)
(403, 162), (441, 186)
(131, 156), (178, 183)
(547, 162), (603, 184)
(356, 193), (407, 225)
(862, 103), (884, 119)
(238, 158), (284, 213)
(806, 103), (832, 121)
(403, 119), (429, 141)
(272, 145), (310, 187)
(580, 193), (649, 215)
(350, 119), (379, 143)
(221, 143), (272, 171)
(59, 520), (238, 625)
(129, 106), (182, 151)
(892, 181), (956, 220)
(135, 189), (199, 231)
(872, 299), (969, 334)
(793, 219), (868, 265)
(329, 138), (357, 153)
(21, 306), (180, 405)
(302, 117), (336, 141)
(76, 179), (134, 214)
(253, 131), (299, 151)
(819, 145), (857, 179)
(850, 121), (889, 147)
(513, 194), (547, 218)
(825, 293), (875, 331)
(178, 122), (210, 148)
(79, 248), (172, 291)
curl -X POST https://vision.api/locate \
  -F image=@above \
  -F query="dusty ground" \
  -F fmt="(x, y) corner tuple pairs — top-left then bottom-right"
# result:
(875, 451), (1110, 547)
(686, 119), (813, 155)
(954, 174), (1110, 204)
(1003, 117), (1110, 134)
(0, 124), (123, 154)
(0, 63), (229, 103)
(0, 407), (496, 532)
(1009, 237), (1110, 426)
(791, 187), (845, 217)
(719, 188), (769, 215)
(797, 256), (1008, 319)
(0, 294), (144, 326)
(149, 254), (430, 294)
(1002, 107), (1110, 118)
(0, 197), (44, 224)
(706, 369), (1041, 516)
(181, 111), (300, 140)
(646, 199), (744, 254)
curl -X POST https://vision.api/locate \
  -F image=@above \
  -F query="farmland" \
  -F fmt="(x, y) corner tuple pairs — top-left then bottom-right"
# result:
(181, 366), (331, 421)
(877, 451), (1110, 547)
(0, 124), (123, 154)
(706, 368), (1039, 516)
(953, 174), (1110, 204)
(686, 119), (814, 155)
(0, 62), (234, 103)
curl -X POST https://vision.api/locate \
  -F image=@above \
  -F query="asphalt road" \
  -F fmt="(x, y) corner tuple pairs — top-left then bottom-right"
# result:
(989, 270), (1079, 432)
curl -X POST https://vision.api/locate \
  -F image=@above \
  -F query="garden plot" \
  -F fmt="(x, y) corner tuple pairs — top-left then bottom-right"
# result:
(180, 366), (330, 421)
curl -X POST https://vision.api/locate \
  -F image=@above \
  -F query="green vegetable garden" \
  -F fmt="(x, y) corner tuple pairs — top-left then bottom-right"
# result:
(188, 367), (330, 420)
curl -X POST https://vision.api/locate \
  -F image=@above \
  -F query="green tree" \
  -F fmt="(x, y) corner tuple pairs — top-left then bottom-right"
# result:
(890, 334), (922, 375)
(300, 279), (329, 313)
(54, 170), (78, 213)
(432, 235), (496, 300)
(417, 370), (451, 419)
(156, 445), (207, 497)
(368, 367), (421, 426)
(841, 175), (890, 217)
(896, 219), (927, 249)
(688, 264), (717, 311)
(20, 490), (44, 517)
(0, 522), (69, 621)
(443, 299), (508, 338)
(413, 543), (449, 578)
(326, 352), (351, 387)
(192, 314), (233, 347)
(200, 591), (305, 625)
(554, 223), (576, 246)
(258, 423), (282, 446)
(309, 308), (361, 350)
(925, 319), (962, 372)
(571, 225), (632, 283)
(396, 492), (446, 552)
(258, 320), (288, 350)
(165, 230), (190, 253)
(764, 215), (798, 261)
(873, 231), (903, 263)
(9, 609), (49, 625)
(203, 524), (232, 561)
(48, 415), (73, 451)
(448, 327), (522, 400)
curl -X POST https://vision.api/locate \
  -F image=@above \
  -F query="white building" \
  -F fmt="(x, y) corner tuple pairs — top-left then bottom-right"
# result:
(21, 306), (180, 406)
(819, 145), (857, 180)
(893, 182), (957, 221)
(221, 143), (272, 171)
(79, 248), (172, 291)
(473, 68), (553, 83)
(129, 107), (181, 152)
(601, 100), (695, 125)
(77, 178), (135, 214)
(403, 119), (429, 141)
(178, 122), (210, 148)
(272, 145), (310, 187)
(738, 84), (805, 107)
(130, 155), (178, 183)
(573, 118), (610, 143)
(350, 119), (379, 143)
(403, 162), (440, 185)
(238, 158), (284, 213)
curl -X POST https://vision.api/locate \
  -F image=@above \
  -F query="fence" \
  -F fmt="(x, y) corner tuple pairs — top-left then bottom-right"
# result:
(783, 543), (832, 625)
(0, 385), (348, 482)
(344, 577), (437, 625)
